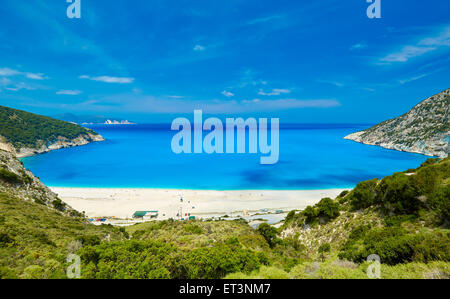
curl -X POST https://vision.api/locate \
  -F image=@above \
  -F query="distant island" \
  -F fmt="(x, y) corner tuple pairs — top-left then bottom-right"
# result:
(345, 88), (449, 158)
(83, 119), (136, 125)
(0, 106), (104, 157)
(55, 113), (136, 125)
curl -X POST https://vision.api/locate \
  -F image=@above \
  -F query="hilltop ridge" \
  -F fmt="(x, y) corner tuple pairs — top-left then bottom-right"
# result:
(345, 88), (449, 157)
(0, 106), (104, 157)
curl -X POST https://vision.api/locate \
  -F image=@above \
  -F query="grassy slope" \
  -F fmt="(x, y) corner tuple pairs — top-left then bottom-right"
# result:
(0, 105), (99, 150)
(1, 156), (448, 279)
(0, 192), (127, 279)
(229, 157), (449, 279)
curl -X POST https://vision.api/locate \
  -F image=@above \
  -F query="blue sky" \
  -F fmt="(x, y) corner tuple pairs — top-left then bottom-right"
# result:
(0, 0), (449, 123)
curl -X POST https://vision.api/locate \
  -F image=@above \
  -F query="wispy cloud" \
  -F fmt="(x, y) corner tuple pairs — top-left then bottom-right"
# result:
(247, 15), (284, 25)
(78, 92), (340, 114)
(258, 88), (291, 96)
(398, 73), (430, 85)
(221, 90), (235, 97)
(380, 46), (436, 63)
(3, 82), (39, 92)
(379, 26), (450, 64)
(350, 43), (368, 50)
(79, 75), (134, 84)
(56, 90), (82, 95)
(25, 73), (46, 80)
(0, 67), (48, 80)
(317, 79), (345, 87)
(0, 68), (21, 76)
(136, 97), (339, 114)
(193, 45), (205, 51)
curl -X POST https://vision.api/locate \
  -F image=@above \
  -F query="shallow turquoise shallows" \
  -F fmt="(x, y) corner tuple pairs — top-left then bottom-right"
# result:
(21, 124), (429, 190)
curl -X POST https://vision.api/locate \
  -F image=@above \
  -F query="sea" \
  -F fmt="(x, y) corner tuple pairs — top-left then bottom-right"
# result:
(21, 124), (429, 190)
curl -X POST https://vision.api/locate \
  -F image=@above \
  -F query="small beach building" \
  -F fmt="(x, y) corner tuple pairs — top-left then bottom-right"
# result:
(132, 211), (159, 219)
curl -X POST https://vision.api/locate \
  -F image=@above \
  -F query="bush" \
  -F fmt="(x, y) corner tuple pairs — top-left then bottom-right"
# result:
(77, 235), (101, 246)
(428, 185), (450, 224)
(184, 224), (203, 234)
(348, 179), (378, 210)
(376, 173), (421, 215)
(0, 168), (22, 184)
(0, 231), (14, 247)
(257, 223), (281, 248)
(316, 198), (340, 222)
(301, 198), (339, 225)
(339, 227), (450, 265)
(318, 243), (331, 254)
(303, 206), (318, 224)
(78, 240), (267, 279)
(52, 199), (66, 211)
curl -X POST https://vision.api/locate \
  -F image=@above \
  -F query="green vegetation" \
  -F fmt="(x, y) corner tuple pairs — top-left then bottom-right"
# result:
(0, 167), (22, 184)
(0, 155), (448, 279)
(0, 192), (126, 279)
(257, 223), (281, 248)
(280, 157), (449, 278)
(0, 105), (99, 150)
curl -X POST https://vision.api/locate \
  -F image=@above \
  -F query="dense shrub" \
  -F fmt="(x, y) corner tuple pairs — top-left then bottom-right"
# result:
(0, 168), (22, 184)
(316, 198), (340, 221)
(302, 206), (318, 224)
(301, 198), (339, 225)
(339, 227), (450, 265)
(376, 173), (421, 215)
(428, 185), (450, 224)
(257, 223), (281, 248)
(78, 240), (267, 279)
(184, 224), (203, 234)
(348, 179), (379, 210)
(52, 199), (66, 211)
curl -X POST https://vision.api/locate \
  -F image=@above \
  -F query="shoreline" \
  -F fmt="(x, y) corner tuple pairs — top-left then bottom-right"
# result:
(51, 187), (348, 222)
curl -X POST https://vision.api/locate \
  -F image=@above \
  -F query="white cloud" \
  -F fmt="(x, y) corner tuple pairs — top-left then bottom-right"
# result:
(350, 43), (368, 50)
(247, 15), (284, 25)
(0, 67), (47, 80)
(379, 26), (450, 64)
(221, 90), (235, 97)
(419, 27), (450, 46)
(79, 75), (134, 84)
(380, 46), (436, 63)
(317, 80), (345, 87)
(56, 90), (82, 95)
(193, 45), (205, 51)
(25, 72), (47, 80)
(0, 68), (21, 76)
(258, 88), (291, 96)
(4, 82), (37, 91)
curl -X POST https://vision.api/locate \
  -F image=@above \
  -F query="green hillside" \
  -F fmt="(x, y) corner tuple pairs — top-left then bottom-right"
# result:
(0, 152), (449, 279)
(0, 105), (100, 150)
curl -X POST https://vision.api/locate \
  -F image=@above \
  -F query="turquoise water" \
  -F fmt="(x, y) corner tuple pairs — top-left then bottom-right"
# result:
(22, 124), (429, 190)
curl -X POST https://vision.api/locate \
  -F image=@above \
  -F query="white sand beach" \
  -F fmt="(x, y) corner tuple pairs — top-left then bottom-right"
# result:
(51, 187), (347, 221)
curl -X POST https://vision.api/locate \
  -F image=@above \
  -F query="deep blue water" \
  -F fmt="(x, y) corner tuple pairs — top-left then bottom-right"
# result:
(21, 124), (429, 190)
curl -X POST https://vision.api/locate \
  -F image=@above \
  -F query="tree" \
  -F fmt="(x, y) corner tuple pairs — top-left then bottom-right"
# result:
(257, 223), (280, 248)
(318, 243), (331, 261)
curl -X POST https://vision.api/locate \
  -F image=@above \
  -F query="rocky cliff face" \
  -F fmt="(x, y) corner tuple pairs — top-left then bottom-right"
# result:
(0, 133), (104, 158)
(0, 150), (79, 215)
(345, 88), (449, 158)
